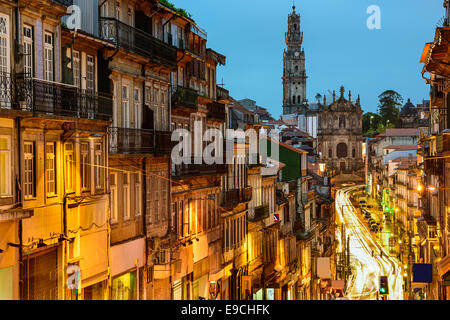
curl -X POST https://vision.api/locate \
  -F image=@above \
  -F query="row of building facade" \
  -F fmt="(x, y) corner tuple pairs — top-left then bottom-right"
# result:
(0, 0), (336, 300)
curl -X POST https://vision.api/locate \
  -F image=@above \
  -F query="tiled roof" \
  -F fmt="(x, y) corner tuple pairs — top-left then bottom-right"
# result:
(377, 128), (420, 137)
(384, 145), (418, 151)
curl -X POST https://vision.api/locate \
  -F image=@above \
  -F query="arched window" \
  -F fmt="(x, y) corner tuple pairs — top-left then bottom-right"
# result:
(295, 65), (298, 72)
(337, 143), (348, 158)
(293, 95), (296, 104)
(298, 95), (301, 104)
(352, 148), (356, 158)
(339, 116), (346, 129)
(328, 148), (332, 158)
(294, 24), (297, 30)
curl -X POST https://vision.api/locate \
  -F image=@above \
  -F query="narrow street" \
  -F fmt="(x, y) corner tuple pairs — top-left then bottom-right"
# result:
(335, 186), (404, 300)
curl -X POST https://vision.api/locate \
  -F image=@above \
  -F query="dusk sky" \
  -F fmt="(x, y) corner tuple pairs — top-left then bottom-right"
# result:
(171, 0), (444, 119)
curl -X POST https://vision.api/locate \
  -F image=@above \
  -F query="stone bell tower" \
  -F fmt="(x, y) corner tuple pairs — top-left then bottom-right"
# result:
(282, 5), (307, 115)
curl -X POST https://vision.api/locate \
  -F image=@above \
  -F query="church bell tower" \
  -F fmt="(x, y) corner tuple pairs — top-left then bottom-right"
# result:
(282, 5), (307, 115)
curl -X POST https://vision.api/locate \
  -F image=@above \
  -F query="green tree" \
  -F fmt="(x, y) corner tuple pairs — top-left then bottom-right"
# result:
(377, 90), (403, 127)
(363, 112), (382, 136)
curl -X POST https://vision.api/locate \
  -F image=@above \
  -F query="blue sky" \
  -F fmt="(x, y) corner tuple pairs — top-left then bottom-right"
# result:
(171, 0), (444, 119)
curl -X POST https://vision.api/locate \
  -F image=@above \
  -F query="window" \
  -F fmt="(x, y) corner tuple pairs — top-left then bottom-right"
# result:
(64, 143), (75, 193)
(298, 95), (301, 104)
(80, 142), (90, 191)
(73, 51), (81, 88)
(23, 26), (33, 76)
(86, 55), (95, 92)
(45, 142), (56, 197)
(134, 88), (141, 129)
(135, 173), (142, 216)
(0, 136), (11, 197)
(23, 142), (35, 199)
(337, 143), (348, 158)
(94, 143), (104, 190)
(339, 116), (346, 129)
(123, 172), (130, 220)
(292, 95), (296, 104)
(122, 85), (129, 128)
(110, 172), (118, 223)
(352, 148), (356, 158)
(328, 148), (332, 158)
(0, 15), (10, 74)
(44, 32), (54, 81)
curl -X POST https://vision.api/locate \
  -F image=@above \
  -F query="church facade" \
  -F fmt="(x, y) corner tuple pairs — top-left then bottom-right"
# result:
(317, 87), (364, 175)
(282, 6), (307, 115)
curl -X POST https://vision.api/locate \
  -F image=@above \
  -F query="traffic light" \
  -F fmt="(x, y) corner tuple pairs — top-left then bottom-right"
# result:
(379, 276), (389, 295)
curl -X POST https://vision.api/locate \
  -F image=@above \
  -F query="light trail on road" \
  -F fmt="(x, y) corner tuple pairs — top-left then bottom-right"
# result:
(335, 186), (404, 300)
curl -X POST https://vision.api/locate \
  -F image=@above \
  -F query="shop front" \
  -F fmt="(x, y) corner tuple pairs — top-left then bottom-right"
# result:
(110, 237), (146, 300)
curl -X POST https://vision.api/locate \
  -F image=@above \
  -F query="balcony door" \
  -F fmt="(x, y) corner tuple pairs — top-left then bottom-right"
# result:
(0, 14), (11, 109)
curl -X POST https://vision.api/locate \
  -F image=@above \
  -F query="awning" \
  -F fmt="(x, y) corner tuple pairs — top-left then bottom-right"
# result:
(438, 255), (450, 277)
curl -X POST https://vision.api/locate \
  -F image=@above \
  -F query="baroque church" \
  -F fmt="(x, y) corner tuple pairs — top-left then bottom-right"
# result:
(317, 87), (364, 175)
(280, 6), (364, 176)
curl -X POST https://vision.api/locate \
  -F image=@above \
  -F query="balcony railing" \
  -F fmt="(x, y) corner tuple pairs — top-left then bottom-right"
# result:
(99, 17), (177, 70)
(221, 187), (253, 209)
(207, 101), (226, 122)
(109, 127), (172, 155)
(249, 204), (270, 222)
(172, 86), (198, 110)
(0, 73), (113, 121)
(172, 157), (227, 178)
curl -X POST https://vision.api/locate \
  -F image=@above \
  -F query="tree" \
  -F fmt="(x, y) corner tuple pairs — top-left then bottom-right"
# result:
(377, 90), (403, 127)
(363, 112), (382, 136)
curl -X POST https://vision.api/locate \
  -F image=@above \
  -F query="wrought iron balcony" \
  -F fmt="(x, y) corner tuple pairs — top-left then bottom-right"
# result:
(217, 86), (229, 101)
(249, 204), (270, 222)
(109, 127), (172, 155)
(99, 17), (177, 70)
(207, 101), (226, 122)
(0, 73), (113, 121)
(172, 86), (198, 110)
(221, 187), (253, 209)
(172, 157), (227, 178)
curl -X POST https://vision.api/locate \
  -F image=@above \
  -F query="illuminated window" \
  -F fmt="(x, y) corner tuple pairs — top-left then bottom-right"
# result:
(23, 142), (35, 199)
(0, 136), (11, 197)
(123, 172), (130, 220)
(64, 143), (75, 193)
(135, 173), (141, 216)
(23, 26), (33, 76)
(110, 172), (118, 223)
(80, 142), (90, 191)
(44, 32), (54, 81)
(94, 143), (104, 190)
(45, 142), (56, 197)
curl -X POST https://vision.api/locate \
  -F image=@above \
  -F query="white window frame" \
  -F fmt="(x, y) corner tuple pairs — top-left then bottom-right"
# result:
(45, 142), (56, 197)
(23, 141), (35, 199)
(86, 55), (95, 92)
(64, 142), (75, 194)
(0, 14), (10, 74)
(110, 172), (118, 223)
(73, 50), (81, 88)
(122, 85), (129, 128)
(23, 25), (33, 76)
(134, 87), (141, 129)
(94, 142), (104, 190)
(0, 135), (11, 197)
(80, 142), (90, 192)
(44, 32), (54, 82)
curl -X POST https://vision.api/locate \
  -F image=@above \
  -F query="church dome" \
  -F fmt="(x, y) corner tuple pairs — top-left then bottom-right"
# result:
(401, 99), (417, 116)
